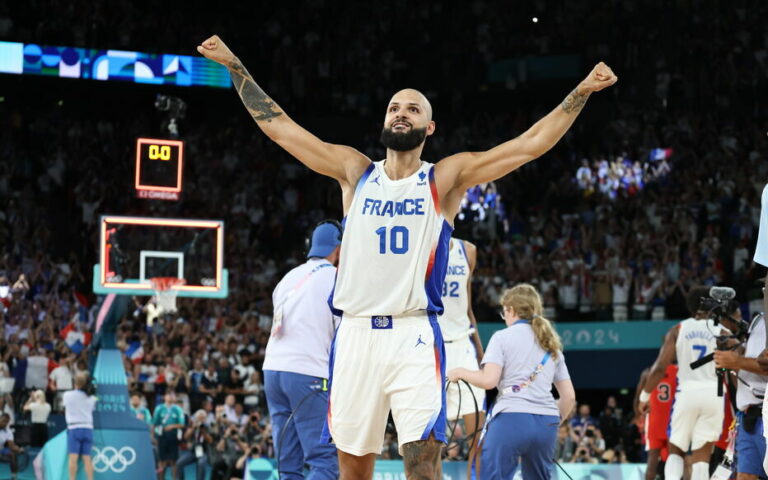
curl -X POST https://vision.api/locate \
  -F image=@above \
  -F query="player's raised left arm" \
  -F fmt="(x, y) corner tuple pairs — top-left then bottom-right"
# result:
(464, 241), (484, 361)
(441, 63), (617, 190)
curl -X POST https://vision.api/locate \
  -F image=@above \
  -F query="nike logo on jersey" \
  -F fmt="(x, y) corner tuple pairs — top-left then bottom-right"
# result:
(361, 198), (426, 217)
(415, 335), (426, 347)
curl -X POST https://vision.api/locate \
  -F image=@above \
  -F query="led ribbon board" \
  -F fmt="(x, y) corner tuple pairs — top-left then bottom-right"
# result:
(0, 41), (231, 88)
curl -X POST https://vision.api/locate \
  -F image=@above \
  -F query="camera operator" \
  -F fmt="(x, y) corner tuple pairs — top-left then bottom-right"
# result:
(62, 372), (97, 480)
(175, 409), (213, 480)
(638, 286), (740, 480)
(713, 305), (768, 480)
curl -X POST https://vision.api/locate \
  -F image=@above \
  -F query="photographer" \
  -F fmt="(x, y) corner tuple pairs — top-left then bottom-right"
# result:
(62, 372), (97, 480)
(714, 307), (768, 480)
(175, 410), (213, 480)
(231, 443), (263, 480)
(209, 421), (246, 480)
(638, 286), (740, 480)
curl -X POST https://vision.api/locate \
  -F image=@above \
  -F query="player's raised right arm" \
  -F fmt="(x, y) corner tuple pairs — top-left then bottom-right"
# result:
(197, 35), (368, 183)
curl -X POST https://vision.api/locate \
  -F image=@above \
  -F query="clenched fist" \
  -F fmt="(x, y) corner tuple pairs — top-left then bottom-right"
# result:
(196, 35), (236, 67)
(577, 62), (618, 94)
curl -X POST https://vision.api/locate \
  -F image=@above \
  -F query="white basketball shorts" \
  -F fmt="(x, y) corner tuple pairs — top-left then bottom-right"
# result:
(321, 312), (446, 456)
(668, 387), (724, 451)
(444, 337), (485, 421)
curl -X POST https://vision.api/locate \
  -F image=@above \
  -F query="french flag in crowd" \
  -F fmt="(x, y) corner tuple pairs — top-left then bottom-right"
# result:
(649, 148), (673, 161)
(125, 341), (144, 364)
(60, 322), (91, 354)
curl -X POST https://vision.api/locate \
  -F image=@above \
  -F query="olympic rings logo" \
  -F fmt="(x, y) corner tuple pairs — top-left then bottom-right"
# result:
(91, 446), (137, 473)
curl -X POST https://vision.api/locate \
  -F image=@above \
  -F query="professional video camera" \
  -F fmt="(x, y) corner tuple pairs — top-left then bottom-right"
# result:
(690, 286), (748, 397)
(699, 286), (749, 339)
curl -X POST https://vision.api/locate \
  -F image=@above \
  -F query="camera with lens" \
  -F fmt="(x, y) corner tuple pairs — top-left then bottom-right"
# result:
(698, 286), (748, 340)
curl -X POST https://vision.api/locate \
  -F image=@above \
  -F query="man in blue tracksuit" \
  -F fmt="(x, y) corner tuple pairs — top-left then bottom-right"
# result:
(263, 221), (341, 479)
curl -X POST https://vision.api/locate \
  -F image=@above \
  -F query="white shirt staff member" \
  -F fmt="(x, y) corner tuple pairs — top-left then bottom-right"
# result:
(263, 221), (341, 479)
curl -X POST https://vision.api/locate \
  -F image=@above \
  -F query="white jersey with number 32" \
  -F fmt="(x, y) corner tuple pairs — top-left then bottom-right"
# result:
(439, 239), (471, 341)
(675, 317), (719, 391)
(331, 161), (453, 317)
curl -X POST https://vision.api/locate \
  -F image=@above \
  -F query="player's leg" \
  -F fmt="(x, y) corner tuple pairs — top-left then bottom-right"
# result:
(338, 451), (376, 480)
(264, 370), (305, 479)
(666, 390), (695, 480)
(324, 317), (390, 478)
(645, 449), (661, 480)
(689, 392), (725, 480)
(401, 437), (442, 479)
(389, 313), (446, 479)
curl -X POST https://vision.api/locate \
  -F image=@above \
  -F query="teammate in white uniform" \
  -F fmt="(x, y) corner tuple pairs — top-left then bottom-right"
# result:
(440, 238), (485, 474)
(639, 286), (738, 480)
(198, 34), (617, 478)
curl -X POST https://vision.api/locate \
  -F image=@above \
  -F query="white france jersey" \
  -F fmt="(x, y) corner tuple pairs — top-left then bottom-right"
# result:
(675, 317), (719, 390)
(439, 239), (471, 340)
(331, 160), (453, 316)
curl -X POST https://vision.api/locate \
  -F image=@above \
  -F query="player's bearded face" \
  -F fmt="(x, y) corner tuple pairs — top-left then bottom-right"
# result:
(379, 122), (428, 152)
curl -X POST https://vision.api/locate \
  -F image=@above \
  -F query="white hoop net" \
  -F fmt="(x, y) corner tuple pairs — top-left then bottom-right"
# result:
(150, 277), (185, 313)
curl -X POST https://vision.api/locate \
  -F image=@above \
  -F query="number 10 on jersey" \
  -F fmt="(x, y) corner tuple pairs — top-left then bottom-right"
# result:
(375, 226), (409, 254)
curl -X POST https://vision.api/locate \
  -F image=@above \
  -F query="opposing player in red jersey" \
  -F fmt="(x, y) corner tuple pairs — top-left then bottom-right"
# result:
(636, 364), (678, 480)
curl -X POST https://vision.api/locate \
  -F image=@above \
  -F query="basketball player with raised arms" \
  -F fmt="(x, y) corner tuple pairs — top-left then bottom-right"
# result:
(197, 35), (617, 478)
(441, 237), (486, 474)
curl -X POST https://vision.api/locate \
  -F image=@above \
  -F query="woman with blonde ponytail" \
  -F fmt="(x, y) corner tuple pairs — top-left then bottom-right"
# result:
(448, 283), (576, 479)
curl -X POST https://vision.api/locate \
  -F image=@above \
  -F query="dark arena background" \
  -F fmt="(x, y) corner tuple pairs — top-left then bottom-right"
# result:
(1, 1), (767, 479)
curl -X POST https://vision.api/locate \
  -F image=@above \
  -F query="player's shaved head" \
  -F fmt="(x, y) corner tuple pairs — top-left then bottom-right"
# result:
(389, 88), (432, 120)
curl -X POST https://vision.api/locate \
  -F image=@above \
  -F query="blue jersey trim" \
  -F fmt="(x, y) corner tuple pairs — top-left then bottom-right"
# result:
(420, 312), (447, 443)
(425, 220), (454, 314)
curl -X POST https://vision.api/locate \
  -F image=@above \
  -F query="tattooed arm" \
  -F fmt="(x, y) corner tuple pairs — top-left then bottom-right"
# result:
(434, 62), (617, 220)
(197, 35), (369, 183)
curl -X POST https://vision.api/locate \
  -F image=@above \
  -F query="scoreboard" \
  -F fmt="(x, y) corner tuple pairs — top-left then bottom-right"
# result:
(134, 138), (184, 200)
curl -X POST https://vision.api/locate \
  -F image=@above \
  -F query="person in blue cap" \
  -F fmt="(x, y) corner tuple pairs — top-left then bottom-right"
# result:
(262, 220), (342, 479)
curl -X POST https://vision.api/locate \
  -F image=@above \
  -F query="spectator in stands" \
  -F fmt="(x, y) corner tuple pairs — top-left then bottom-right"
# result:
(23, 389), (50, 447)
(571, 404), (598, 440)
(0, 413), (23, 480)
(49, 354), (74, 411)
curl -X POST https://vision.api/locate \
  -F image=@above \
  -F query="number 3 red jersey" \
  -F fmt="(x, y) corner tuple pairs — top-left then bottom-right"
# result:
(646, 364), (678, 448)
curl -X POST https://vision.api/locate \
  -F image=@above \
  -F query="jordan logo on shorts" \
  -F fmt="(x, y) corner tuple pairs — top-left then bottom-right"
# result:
(415, 335), (426, 347)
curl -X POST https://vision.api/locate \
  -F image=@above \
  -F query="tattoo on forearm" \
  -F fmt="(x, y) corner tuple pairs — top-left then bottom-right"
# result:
(561, 88), (589, 114)
(228, 59), (283, 123)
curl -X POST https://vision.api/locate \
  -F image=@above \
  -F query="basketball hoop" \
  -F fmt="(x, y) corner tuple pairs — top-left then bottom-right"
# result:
(149, 277), (185, 313)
